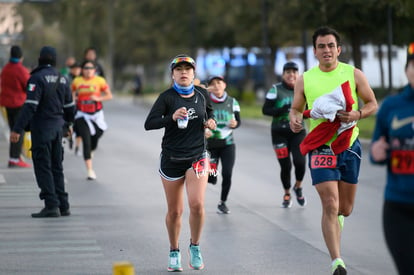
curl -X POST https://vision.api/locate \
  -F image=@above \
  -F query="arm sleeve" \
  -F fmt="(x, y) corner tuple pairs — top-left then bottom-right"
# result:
(262, 98), (277, 116)
(233, 98), (241, 128)
(369, 98), (390, 165)
(262, 85), (283, 116)
(12, 76), (43, 133)
(144, 93), (173, 130)
(234, 111), (241, 128)
(262, 98), (289, 117)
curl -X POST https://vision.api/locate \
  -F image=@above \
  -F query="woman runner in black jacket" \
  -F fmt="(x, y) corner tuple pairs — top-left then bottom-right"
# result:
(145, 54), (216, 272)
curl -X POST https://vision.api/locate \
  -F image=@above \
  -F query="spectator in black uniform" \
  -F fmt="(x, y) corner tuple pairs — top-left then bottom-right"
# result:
(10, 46), (76, 218)
(144, 54), (216, 272)
(262, 61), (307, 208)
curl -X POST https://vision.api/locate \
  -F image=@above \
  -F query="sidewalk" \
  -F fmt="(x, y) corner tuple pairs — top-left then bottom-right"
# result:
(0, 114), (109, 275)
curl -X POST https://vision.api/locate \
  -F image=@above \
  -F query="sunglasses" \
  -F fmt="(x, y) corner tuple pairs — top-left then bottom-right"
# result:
(170, 56), (196, 69)
(83, 66), (95, 70)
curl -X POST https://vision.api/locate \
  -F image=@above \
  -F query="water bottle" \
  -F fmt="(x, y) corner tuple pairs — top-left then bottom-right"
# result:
(177, 107), (188, 129)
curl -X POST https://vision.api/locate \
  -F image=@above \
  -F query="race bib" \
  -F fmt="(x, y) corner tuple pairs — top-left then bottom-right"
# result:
(311, 155), (337, 169)
(78, 100), (97, 113)
(391, 150), (414, 174)
(310, 146), (337, 169)
(192, 157), (207, 174)
(192, 151), (210, 178)
(209, 159), (218, 176)
(275, 147), (289, 159)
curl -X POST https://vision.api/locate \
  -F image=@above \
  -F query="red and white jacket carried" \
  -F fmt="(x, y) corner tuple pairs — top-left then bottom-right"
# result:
(300, 81), (357, 155)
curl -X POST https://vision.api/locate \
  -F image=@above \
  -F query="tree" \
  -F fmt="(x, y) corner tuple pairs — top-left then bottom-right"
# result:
(15, 0), (414, 91)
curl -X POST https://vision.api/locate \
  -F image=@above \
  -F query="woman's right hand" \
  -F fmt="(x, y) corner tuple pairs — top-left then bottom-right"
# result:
(173, 107), (187, 121)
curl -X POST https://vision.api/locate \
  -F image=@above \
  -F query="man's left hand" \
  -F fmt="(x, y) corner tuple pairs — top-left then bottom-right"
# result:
(337, 110), (359, 123)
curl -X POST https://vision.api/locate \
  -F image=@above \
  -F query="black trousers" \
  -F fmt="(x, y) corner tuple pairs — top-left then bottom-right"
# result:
(31, 127), (69, 210)
(271, 128), (306, 190)
(383, 200), (414, 275)
(208, 144), (236, 202)
(6, 107), (24, 159)
(74, 117), (104, 160)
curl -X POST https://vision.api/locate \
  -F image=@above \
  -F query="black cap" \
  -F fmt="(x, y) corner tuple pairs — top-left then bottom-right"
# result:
(38, 46), (57, 66)
(283, 61), (299, 71)
(207, 75), (225, 85)
(10, 45), (23, 59)
(170, 54), (196, 71)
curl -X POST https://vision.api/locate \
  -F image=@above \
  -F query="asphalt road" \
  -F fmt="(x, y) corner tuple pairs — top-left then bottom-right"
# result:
(0, 96), (397, 275)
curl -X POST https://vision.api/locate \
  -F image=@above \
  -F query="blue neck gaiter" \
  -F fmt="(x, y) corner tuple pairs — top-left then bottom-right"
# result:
(10, 57), (20, 63)
(173, 81), (194, 95)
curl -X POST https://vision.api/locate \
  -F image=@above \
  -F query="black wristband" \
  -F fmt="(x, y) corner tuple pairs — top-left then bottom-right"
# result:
(358, 110), (362, 120)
